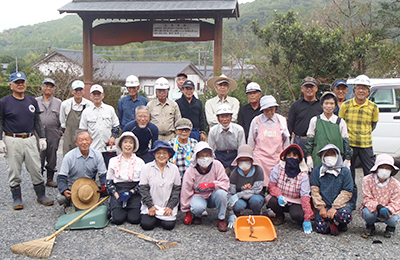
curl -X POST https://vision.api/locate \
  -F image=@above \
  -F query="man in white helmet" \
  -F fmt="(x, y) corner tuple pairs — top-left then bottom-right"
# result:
(339, 74), (379, 210)
(147, 77), (181, 141)
(238, 82), (263, 140)
(118, 75), (148, 130)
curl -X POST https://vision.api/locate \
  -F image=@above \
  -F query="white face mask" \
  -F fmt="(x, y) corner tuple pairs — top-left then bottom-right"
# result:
(238, 161), (252, 172)
(377, 168), (391, 180)
(324, 156), (337, 167)
(197, 157), (213, 168)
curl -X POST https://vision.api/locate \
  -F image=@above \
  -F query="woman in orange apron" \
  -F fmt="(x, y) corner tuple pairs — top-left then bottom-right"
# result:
(248, 95), (290, 187)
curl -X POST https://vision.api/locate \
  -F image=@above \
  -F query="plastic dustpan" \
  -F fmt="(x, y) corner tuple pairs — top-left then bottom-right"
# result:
(55, 205), (109, 230)
(234, 215), (277, 241)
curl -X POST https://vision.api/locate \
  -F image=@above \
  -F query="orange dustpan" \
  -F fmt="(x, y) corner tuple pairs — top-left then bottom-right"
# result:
(234, 215), (277, 241)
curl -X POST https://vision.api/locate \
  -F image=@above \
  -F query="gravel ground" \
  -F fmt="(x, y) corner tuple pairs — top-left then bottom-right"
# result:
(0, 143), (399, 260)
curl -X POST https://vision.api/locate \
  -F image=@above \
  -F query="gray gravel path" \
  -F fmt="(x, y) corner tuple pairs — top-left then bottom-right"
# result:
(0, 143), (399, 259)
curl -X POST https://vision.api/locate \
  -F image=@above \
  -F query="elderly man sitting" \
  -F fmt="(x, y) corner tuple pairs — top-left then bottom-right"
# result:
(57, 130), (107, 213)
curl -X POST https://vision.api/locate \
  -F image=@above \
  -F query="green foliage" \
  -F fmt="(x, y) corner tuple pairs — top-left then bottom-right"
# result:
(0, 85), (12, 99)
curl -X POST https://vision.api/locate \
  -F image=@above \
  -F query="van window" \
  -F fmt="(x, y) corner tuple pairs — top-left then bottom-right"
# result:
(369, 88), (400, 112)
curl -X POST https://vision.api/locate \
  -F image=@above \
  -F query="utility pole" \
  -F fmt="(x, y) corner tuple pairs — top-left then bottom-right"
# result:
(15, 57), (18, 72)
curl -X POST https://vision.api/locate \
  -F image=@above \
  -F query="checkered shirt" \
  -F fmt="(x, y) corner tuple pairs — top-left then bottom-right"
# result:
(276, 166), (307, 199)
(339, 98), (379, 148)
(168, 138), (198, 178)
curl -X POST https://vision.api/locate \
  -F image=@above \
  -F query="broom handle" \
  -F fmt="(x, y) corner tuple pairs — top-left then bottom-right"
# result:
(45, 196), (109, 241)
(119, 227), (158, 242)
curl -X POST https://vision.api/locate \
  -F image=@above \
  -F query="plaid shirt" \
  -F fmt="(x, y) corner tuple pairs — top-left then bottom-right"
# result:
(339, 98), (379, 148)
(168, 137), (198, 178)
(276, 166), (307, 200)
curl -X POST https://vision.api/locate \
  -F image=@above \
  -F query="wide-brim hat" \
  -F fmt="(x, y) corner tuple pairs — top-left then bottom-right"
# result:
(71, 178), (100, 210)
(370, 154), (399, 174)
(148, 140), (175, 159)
(232, 144), (258, 166)
(117, 132), (139, 153)
(207, 74), (237, 92)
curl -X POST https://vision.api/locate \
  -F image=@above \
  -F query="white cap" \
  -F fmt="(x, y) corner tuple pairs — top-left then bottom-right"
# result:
(216, 104), (233, 115)
(90, 84), (104, 93)
(246, 82), (262, 93)
(353, 75), (371, 87)
(154, 77), (170, 90)
(125, 75), (140, 87)
(71, 80), (85, 90)
(260, 95), (278, 111)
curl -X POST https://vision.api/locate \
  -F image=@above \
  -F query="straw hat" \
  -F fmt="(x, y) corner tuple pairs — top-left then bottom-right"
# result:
(207, 74), (237, 92)
(71, 178), (100, 210)
(117, 132), (139, 153)
(370, 154), (399, 174)
(232, 144), (258, 166)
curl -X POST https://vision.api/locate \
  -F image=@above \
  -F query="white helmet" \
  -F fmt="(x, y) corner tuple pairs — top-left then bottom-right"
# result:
(354, 75), (371, 87)
(125, 75), (140, 87)
(154, 77), (170, 90)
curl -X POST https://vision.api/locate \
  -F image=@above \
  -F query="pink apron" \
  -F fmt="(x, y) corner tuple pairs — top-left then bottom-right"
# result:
(253, 116), (283, 186)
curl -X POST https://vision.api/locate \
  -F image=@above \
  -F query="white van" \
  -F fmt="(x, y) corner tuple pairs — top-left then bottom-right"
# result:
(346, 78), (400, 158)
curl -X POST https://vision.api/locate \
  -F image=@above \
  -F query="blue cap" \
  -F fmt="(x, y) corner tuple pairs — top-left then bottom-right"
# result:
(9, 72), (26, 83)
(42, 78), (55, 86)
(148, 140), (175, 159)
(333, 80), (348, 89)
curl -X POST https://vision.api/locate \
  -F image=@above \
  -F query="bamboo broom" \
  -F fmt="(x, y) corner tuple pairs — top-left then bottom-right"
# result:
(10, 196), (109, 259)
(119, 227), (178, 251)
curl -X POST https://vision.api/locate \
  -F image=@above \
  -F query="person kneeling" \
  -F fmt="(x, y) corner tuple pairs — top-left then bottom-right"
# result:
(311, 144), (353, 235)
(107, 132), (145, 225)
(227, 144), (264, 229)
(139, 140), (181, 230)
(361, 154), (400, 238)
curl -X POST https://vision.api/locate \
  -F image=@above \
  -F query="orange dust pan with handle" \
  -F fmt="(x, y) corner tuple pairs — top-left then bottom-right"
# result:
(234, 215), (277, 242)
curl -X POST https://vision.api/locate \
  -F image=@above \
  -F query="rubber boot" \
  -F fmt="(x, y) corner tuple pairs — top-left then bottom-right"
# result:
(46, 170), (57, 188)
(11, 186), (23, 210)
(33, 183), (54, 206)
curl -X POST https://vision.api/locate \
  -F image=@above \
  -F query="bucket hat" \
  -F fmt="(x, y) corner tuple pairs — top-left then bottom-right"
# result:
(117, 132), (139, 153)
(149, 140), (175, 159)
(370, 154), (399, 174)
(232, 144), (258, 166)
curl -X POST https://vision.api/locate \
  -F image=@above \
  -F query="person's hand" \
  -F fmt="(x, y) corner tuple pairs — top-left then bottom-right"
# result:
(227, 214), (237, 229)
(39, 138), (47, 152)
(114, 192), (120, 200)
(200, 133), (206, 142)
(117, 191), (132, 202)
(63, 190), (72, 199)
(319, 208), (328, 218)
(0, 140), (7, 153)
(303, 221), (312, 234)
(196, 182), (215, 192)
(307, 156), (313, 171)
(164, 207), (173, 216)
(344, 159), (351, 169)
(377, 204), (392, 220)
(98, 185), (107, 196)
(228, 194), (239, 208)
(278, 195), (287, 207)
(184, 212), (192, 225)
(148, 206), (158, 216)
(327, 208), (337, 219)
(108, 137), (116, 146)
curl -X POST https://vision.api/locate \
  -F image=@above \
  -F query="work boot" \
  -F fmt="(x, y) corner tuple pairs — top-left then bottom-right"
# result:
(46, 170), (57, 188)
(217, 219), (228, 232)
(10, 186), (23, 210)
(270, 214), (285, 226)
(33, 183), (54, 206)
(362, 224), (375, 238)
(384, 226), (395, 238)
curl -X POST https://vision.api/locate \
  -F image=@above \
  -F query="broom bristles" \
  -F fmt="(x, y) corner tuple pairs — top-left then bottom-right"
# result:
(10, 236), (55, 259)
(157, 241), (178, 251)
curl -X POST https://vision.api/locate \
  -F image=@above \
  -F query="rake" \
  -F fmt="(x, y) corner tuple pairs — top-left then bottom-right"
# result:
(119, 227), (178, 251)
(10, 196), (109, 259)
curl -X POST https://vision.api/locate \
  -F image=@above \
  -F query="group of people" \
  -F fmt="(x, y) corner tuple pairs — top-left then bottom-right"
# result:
(1, 71), (398, 238)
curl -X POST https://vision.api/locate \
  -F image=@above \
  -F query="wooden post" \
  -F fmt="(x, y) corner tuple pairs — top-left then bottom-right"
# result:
(213, 16), (223, 76)
(82, 15), (93, 99)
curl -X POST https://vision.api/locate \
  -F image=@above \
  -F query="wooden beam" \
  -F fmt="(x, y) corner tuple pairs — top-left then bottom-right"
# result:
(82, 15), (93, 99)
(213, 16), (223, 76)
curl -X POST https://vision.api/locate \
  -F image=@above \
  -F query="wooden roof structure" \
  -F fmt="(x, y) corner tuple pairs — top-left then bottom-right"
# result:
(58, 0), (239, 96)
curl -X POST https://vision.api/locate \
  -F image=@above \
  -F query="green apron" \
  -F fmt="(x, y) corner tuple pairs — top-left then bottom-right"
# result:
(312, 117), (344, 167)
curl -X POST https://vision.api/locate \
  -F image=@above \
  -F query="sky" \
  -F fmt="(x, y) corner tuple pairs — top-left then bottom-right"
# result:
(0, 0), (254, 33)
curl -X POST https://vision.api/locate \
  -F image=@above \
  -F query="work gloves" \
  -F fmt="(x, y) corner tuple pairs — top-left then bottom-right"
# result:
(303, 221), (312, 234)
(344, 159), (351, 169)
(196, 182), (215, 192)
(0, 140), (6, 153)
(184, 212), (192, 225)
(98, 185), (107, 196)
(306, 156), (313, 171)
(227, 214), (237, 229)
(228, 194), (239, 208)
(377, 204), (392, 220)
(39, 138), (47, 152)
(117, 191), (133, 203)
(278, 195), (287, 207)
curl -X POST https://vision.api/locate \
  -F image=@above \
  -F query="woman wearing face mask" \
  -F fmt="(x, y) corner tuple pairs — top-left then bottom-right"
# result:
(226, 145), (265, 229)
(361, 154), (400, 238)
(266, 144), (313, 234)
(180, 142), (230, 232)
(310, 144), (353, 235)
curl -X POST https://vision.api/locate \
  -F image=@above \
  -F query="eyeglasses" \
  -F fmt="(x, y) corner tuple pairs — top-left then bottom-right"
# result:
(136, 114), (149, 119)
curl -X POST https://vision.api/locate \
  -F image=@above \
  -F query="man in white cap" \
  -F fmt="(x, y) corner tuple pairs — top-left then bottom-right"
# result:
(147, 77), (181, 141)
(205, 75), (240, 128)
(118, 75), (148, 130)
(208, 104), (246, 175)
(339, 74), (379, 209)
(238, 82), (263, 140)
(36, 78), (62, 187)
(0, 72), (53, 210)
(79, 84), (120, 168)
(59, 80), (93, 155)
